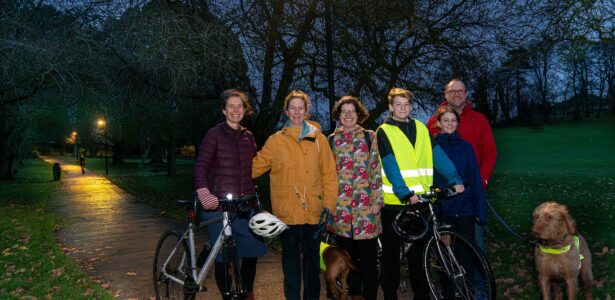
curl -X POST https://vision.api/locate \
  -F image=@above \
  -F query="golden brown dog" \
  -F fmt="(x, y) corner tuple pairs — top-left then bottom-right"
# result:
(532, 201), (593, 300)
(322, 244), (358, 300)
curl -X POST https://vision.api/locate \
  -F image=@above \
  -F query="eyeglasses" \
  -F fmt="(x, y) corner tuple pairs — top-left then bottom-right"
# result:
(341, 110), (357, 115)
(446, 89), (466, 95)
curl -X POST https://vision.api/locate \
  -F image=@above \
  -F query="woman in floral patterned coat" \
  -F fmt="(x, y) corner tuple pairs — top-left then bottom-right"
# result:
(328, 95), (383, 300)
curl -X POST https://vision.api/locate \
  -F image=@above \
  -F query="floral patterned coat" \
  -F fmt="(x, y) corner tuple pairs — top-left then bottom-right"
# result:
(328, 125), (383, 240)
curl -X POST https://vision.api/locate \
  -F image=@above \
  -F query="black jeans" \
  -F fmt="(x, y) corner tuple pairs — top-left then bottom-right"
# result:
(336, 235), (379, 300)
(380, 205), (406, 300)
(214, 257), (257, 298)
(281, 224), (320, 300)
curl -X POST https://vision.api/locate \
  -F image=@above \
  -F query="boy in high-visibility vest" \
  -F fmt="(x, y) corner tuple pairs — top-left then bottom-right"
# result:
(377, 87), (464, 300)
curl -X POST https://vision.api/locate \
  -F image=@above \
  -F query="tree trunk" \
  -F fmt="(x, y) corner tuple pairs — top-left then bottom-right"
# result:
(166, 138), (176, 177)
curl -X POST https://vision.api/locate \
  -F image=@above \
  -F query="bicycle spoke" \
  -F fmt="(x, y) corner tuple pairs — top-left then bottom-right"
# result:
(154, 230), (192, 300)
(424, 231), (495, 300)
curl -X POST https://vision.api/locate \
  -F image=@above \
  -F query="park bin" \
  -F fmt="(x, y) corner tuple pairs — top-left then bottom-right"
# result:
(52, 163), (61, 181)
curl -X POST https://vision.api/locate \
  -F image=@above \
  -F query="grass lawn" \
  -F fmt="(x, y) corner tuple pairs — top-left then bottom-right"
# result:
(0, 159), (112, 299)
(487, 118), (615, 298)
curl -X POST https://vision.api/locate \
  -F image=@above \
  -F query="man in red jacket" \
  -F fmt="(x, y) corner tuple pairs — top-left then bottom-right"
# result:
(427, 79), (497, 188)
(427, 79), (497, 250)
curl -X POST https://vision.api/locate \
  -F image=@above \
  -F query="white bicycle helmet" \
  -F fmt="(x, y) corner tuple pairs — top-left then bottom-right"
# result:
(249, 211), (288, 238)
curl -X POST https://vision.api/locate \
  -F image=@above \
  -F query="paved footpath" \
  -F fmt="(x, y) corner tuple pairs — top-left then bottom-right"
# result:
(43, 157), (402, 299)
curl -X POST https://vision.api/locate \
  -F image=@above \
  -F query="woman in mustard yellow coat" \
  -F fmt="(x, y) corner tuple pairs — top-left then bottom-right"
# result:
(252, 90), (338, 300)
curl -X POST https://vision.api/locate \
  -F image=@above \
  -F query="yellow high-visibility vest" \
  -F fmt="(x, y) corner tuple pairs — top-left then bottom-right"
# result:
(378, 121), (433, 205)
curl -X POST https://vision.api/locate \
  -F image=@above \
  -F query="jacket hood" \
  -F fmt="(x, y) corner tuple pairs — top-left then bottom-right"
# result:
(282, 119), (321, 141)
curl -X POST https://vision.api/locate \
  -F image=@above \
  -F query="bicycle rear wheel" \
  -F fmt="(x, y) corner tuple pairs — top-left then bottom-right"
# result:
(423, 230), (496, 300)
(153, 229), (195, 300)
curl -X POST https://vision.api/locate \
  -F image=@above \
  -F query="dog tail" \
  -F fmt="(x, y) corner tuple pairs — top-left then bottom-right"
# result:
(343, 250), (359, 271)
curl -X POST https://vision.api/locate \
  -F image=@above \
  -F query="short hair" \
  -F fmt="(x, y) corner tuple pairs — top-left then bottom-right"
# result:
(220, 89), (254, 116)
(283, 90), (311, 118)
(331, 95), (370, 124)
(444, 79), (466, 92)
(435, 105), (460, 122)
(387, 87), (414, 105)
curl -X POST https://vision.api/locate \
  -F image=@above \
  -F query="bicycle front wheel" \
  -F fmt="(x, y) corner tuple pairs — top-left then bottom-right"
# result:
(423, 230), (496, 300)
(153, 229), (194, 300)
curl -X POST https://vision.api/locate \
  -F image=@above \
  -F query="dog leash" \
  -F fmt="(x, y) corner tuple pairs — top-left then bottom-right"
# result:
(485, 196), (537, 246)
(313, 208), (331, 240)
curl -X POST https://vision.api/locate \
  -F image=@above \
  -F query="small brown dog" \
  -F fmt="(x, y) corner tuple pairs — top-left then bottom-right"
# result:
(322, 243), (358, 300)
(532, 201), (593, 300)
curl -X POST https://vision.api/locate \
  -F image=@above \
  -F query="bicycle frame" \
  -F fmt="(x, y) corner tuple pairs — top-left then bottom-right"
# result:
(159, 210), (234, 291)
(423, 201), (468, 279)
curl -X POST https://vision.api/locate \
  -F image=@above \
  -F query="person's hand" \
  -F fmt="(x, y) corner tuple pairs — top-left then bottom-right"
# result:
(196, 188), (219, 210)
(453, 184), (465, 193)
(409, 195), (420, 205)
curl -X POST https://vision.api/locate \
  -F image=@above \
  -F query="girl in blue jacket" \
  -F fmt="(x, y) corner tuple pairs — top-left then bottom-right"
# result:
(433, 106), (487, 242)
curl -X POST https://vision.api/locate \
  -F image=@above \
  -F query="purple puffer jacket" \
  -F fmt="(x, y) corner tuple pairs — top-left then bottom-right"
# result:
(194, 123), (256, 197)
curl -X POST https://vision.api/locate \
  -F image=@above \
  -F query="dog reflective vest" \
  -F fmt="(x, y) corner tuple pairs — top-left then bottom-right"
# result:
(538, 235), (584, 269)
(378, 122), (433, 205)
(319, 242), (330, 271)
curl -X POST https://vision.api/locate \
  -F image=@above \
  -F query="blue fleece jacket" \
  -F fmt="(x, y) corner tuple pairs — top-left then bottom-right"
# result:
(433, 133), (487, 224)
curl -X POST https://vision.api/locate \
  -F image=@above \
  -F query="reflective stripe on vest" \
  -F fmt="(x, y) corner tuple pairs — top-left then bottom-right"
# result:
(378, 122), (433, 205)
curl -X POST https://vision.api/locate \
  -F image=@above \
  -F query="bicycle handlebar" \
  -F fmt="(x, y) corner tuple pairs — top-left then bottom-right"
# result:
(415, 186), (458, 204)
(217, 193), (257, 206)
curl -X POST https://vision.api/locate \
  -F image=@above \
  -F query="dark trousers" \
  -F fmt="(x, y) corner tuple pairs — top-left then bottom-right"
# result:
(380, 205), (406, 300)
(281, 224), (320, 300)
(214, 257), (258, 298)
(336, 236), (379, 300)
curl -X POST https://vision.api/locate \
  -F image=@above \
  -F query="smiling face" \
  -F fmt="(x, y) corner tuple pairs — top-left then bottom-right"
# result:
(222, 96), (245, 128)
(339, 103), (358, 130)
(389, 96), (412, 121)
(437, 111), (459, 134)
(445, 80), (467, 111)
(285, 97), (307, 127)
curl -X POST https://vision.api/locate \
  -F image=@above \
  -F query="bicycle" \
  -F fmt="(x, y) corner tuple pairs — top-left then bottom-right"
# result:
(394, 186), (496, 300)
(153, 193), (257, 300)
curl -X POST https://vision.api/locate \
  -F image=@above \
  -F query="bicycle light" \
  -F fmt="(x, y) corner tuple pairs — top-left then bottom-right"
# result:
(226, 194), (233, 200)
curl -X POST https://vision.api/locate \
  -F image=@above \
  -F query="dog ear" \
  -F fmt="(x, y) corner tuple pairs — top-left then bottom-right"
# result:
(560, 210), (577, 235)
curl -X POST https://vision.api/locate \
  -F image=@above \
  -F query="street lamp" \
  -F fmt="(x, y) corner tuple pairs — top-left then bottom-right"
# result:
(97, 118), (108, 175)
(71, 131), (78, 157)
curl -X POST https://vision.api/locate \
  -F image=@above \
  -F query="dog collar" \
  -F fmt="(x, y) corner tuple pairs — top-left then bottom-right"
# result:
(539, 235), (584, 261)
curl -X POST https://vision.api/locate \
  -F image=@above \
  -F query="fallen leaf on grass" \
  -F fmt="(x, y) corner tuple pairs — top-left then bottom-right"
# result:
(496, 277), (515, 284)
(101, 283), (111, 289)
(50, 267), (65, 279)
(126, 272), (137, 276)
(596, 246), (609, 256)
(9, 287), (24, 296)
(3, 248), (11, 256)
(595, 277), (607, 288)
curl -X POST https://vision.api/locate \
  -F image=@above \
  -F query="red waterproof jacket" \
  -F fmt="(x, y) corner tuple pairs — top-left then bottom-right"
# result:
(427, 100), (497, 187)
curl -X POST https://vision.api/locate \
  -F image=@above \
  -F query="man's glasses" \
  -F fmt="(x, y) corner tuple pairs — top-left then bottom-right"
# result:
(446, 89), (466, 95)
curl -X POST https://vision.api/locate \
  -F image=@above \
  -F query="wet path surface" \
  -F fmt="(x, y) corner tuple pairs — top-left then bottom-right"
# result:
(43, 157), (398, 299)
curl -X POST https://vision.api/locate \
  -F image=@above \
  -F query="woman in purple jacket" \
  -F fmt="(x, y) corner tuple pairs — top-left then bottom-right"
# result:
(194, 89), (266, 300)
